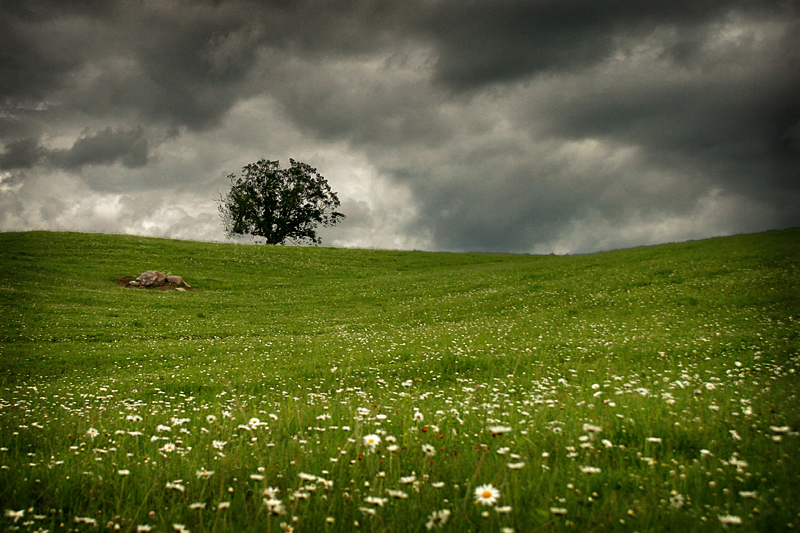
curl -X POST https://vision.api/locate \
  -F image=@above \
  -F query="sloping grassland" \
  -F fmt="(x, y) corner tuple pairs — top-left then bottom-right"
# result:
(0, 230), (798, 532)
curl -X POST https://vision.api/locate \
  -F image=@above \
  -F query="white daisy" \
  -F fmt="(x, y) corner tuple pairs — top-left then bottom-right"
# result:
(264, 498), (285, 515)
(363, 434), (381, 448)
(425, 509), (451, 530)
(364, 496), (388, 507)
(166, 481), (186, 492)
(670, 493), (685, 509)
(474, 483), (500, 506)
(196, 468), (214, 479)
(421, 444), (437, 457)
(718, 514), (742, 525)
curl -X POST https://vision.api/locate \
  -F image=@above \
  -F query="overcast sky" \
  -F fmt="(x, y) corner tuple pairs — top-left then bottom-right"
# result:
(1, 0), (798, 254)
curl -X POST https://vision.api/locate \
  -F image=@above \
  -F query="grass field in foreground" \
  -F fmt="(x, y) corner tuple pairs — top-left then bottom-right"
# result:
(0, 229), (799, 533)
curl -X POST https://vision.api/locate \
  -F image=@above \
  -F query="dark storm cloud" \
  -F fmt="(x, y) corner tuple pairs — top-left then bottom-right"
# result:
(50, 127), (150, 169)
(1, 0), (262, 131)
(0, 0), (110, 103)
(419, 0), (794, 89)
(533, 26), (800, 157)
(0, 127), (150, 171)
(0, 0), (414, 132)
(1, 0), (798, 252)
(0, 138), (44, 170)
(367, 0), (799, 251)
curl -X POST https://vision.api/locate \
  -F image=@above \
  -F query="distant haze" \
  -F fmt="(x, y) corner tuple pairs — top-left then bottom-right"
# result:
(1, 0), (798, 254)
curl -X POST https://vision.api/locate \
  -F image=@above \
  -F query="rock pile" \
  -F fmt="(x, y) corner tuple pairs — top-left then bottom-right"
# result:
(118, 270), (192, 291)
(132, 270), (166, 287)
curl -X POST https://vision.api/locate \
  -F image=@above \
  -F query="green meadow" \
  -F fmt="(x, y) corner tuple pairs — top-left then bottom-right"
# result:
(1, 229), (798, 533)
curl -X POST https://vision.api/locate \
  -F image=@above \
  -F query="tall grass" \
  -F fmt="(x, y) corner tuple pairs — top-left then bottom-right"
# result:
(1, 230), (798, 532)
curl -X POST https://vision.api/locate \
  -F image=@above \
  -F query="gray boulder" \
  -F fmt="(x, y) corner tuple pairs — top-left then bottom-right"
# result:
(137, 270), (167, 286)
(166, 275), (191, 288)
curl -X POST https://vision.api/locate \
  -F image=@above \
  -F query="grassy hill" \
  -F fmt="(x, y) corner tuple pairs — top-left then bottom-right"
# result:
(1, 230), (798, 532)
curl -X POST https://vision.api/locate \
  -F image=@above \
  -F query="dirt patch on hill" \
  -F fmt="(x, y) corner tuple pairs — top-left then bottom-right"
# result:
(115, 276), (192, 291)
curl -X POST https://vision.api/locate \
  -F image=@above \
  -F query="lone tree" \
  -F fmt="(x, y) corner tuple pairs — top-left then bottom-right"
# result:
(218, 158), (345, 245)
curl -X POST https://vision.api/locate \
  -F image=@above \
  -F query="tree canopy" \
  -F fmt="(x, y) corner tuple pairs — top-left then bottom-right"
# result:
(218, 159), (345, 245)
